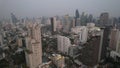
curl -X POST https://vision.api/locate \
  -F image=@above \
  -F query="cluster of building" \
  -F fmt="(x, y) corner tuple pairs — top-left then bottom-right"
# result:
(0, 10), (120, 68)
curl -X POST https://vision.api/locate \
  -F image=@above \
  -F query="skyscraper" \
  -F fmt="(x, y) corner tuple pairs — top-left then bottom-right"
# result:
(50, 17), (57, 34)
(62, 15), (72, 33)
(25, 23), (42, 68)
(116, 31), (120, 54)
(75, 9), (80, 18)
(11, 13), (18, 24)
(98, 26), (112, 62)
(109, 28), (119, 51)
(99, 12), (109, 27)
(75, 9), (80, 26)
(88, 14), (93, 23)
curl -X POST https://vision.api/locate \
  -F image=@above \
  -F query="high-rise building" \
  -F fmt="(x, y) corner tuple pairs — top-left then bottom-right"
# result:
(80, 12), (87, 25)
(75, 9), (80, 26)
(0, 33), (3, 46)
(71, 26), (88, 43)
(50, 17), (57, 34)
(98, 26), (112, 62)
(79, 36), (101, 66)
(25, 23), (42, 68)
(75, 9), (80, 18)
(62, 15), (72, 33)
(99, 12), (109, 26)
(11, 13), (18, 24)
(57, 35), (71, 54)
(109, 28), (120, 51)
(88, 14), (93, 23)
(116, 31), (120, 54)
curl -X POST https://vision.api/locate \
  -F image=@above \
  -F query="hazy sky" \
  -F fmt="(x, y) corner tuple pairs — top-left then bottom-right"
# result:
(0, 0), (120, 19)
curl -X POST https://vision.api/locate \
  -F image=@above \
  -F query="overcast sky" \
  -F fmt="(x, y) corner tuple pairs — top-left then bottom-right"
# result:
(0, 0), (120, 19)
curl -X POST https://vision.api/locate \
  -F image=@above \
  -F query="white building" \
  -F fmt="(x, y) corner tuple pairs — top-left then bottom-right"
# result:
(87, 23), (101, 36)
(57, 35), (71, 54)
(25, 23), (42, 68)
(71, 26), (88, 43)
(87, 23), (95, 28)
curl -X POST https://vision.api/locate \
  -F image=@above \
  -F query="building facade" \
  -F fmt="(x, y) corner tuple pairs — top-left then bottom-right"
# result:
(25, 23), (42, 68)
(71, 26), (88, 44)
(57, 35), (71, 54)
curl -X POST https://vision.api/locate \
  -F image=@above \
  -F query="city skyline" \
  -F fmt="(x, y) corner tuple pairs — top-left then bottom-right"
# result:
(0, 0), (120, 19)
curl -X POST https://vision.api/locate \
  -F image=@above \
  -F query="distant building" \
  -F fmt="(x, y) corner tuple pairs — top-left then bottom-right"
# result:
(80, 12), (88, 25)
(62, 15), (73, 33)
(88, 14), (93, 23)
(109, 28), (120, 51)
(87, 23), (101, 36)
(71, 26), (88, 43)
(75, 9), (80, 18)
(11, 13), (18, 24)
(75, 18), (81, 26)
(116, 31), (120, 55)
(75, 9), (80, 26)
(0, 34), (3, 46)
(56, 20), (62, 32)
(99, 12), (109, 26)
(25, 23), (42, 68)
(57, 35), (71, 54)
(87, 23), (95, 28)
(50, 17), (58, 34)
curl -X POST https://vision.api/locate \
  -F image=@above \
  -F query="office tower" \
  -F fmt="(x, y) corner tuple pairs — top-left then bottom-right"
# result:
(71, 26), (88, 43)
(75, 18), (81, 26)
(62, 15), (72, 33)
(57, 35), (71, 54)
(80, 12), (89, 25)
(118, 17), (120, 23)
(98, 26), (111, 62)
(116, 31), (120, 54)
(75, 9), (80, 26)
(109, 28), (120, 51)
(79, 36), (101, 66)
(99, 12), (109, 27)
(51, 17), (54, 34)
(75, 9), (80, 18)
(50, 17), (57, 34)
(72, 19), (75, 28)
(88, 14), (93, 23)
(25, 23), (42, 68)
(56, 20), (62, 31)
(11, 13), (18, 24)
